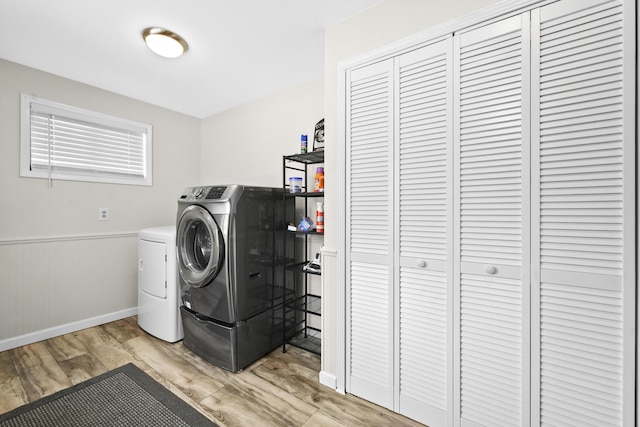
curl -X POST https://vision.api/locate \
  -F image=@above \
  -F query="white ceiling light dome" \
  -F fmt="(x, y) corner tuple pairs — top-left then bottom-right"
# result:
(142, 27), (188, 58)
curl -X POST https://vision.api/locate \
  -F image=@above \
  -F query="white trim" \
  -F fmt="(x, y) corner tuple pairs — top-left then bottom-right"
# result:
(451, 30), (463, 427)
(392, 54), (401, 411)
(635, 0), (639, 420)
(621, 1), (636, 425)
(320, 246), (340, 391)
(0, 231), (139, 246)
(319, 370), (342, 393)
(0, 307), (138, 352)
(336, 62), (348, 395)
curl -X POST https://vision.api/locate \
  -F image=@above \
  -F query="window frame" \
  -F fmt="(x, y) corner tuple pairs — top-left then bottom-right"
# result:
(20, 93), (153, 186)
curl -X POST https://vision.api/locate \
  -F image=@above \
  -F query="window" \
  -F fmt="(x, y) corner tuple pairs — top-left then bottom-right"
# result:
(20, 94), (152, 186)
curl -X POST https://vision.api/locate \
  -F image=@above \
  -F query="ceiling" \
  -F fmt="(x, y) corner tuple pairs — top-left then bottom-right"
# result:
(0, 0), (382, 119)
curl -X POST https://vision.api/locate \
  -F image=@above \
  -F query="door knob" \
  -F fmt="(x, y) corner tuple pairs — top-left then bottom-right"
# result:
(417, 260), (427, 268)
(485, 265), (497, 275)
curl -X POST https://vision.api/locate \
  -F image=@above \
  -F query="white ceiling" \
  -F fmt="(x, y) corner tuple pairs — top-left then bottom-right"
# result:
(0, 0), (382, 118)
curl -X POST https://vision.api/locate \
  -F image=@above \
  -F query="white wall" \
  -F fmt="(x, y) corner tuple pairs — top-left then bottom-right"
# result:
(321, 0), (501, 388)
(200, 78), (324, 187)
(0, 58), (201, 349)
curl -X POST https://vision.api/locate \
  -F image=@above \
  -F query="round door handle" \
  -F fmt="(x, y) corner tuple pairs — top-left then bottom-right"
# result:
(485, 265), (497, 275)
(417, 260), (427, 268)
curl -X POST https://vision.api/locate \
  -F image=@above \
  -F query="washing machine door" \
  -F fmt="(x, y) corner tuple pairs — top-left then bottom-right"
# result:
(177, 205), (224, 288)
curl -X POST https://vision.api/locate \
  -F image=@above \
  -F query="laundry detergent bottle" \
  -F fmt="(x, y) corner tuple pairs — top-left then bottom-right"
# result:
(313, 166), (324, 192)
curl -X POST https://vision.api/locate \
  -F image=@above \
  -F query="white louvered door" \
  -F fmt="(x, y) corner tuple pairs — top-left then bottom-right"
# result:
(396, 39), (452, 427)
(346, 59), (395, 409)
(453, 13), (530, 427)
(344, 1), (635, 426)
(531, 0), (635, 425)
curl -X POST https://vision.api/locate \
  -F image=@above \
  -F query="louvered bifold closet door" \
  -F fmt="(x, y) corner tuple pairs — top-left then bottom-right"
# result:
(531, 0), (635, 425)
(396, 39), (452, 427)
(346, 59), (395, 409)
(454, 13), (530, 427)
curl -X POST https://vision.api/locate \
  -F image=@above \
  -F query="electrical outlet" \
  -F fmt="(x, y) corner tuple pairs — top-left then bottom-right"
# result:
(98, 208), (109, 221)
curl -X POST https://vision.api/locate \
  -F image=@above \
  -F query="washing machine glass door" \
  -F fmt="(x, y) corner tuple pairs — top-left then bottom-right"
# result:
(177, 205), (224, 288)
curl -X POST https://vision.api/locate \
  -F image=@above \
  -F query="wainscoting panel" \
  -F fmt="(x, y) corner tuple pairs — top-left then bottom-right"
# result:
(0, 233), (138, 350)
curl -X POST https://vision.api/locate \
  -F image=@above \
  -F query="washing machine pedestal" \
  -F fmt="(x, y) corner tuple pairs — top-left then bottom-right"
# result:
(180, 304), (289, 372)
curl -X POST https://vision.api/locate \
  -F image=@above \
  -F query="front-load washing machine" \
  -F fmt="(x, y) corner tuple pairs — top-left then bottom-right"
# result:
(137, 226), (183, 343)
(176, 185), (291, 372)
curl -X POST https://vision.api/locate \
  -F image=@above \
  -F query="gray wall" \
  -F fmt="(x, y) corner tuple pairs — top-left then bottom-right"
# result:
(0, 58), (200, 349)
(200, 78), (323, 187)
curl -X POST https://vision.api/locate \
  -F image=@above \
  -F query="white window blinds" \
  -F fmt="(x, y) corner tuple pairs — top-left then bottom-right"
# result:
(21, 94), (152, 186)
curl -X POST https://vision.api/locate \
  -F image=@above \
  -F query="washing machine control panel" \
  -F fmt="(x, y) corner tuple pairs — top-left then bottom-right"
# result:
(179, 186), (229, 201)
(206, 187), (227, 199)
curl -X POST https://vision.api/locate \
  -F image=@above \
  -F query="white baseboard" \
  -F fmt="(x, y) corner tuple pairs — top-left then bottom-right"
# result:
(319, 370), (344, 394)
(0, 307), (138, 352)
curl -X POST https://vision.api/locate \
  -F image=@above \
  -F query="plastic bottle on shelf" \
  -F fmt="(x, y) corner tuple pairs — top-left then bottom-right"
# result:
(313, 166), (324, 192)
(289, 177), (302, 193)
(315, 202), (324, 233)
(300, 135), (308, 153)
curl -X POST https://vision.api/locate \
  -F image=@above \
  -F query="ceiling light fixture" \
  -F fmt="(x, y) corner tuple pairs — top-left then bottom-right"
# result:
(142, 27), (188, 58)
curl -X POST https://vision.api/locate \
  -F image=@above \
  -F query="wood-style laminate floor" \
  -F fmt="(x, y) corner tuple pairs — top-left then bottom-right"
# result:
(0, 317), (425, 427)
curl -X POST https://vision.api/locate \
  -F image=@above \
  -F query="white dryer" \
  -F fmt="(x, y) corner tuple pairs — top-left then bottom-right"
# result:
(137, 225), (183, 342)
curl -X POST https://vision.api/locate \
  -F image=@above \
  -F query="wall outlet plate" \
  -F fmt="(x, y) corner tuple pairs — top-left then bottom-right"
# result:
(98, 208), (109, 221)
